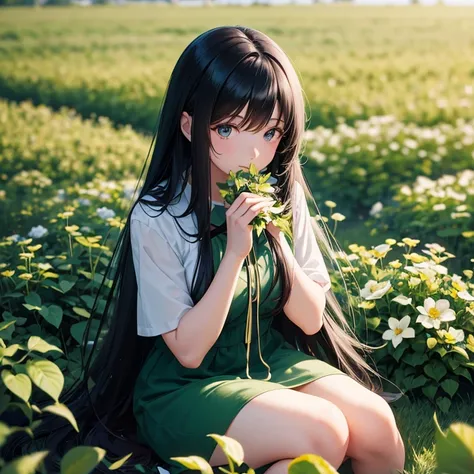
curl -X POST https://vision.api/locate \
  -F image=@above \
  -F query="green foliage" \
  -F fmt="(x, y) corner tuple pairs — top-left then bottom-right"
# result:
(339, 236), (474, 412)
(216, 163), (293, 241)
(367, 170), (474, 272)
(1, 6), (474, 131)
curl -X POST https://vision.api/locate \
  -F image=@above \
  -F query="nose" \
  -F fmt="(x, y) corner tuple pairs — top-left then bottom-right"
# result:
(250, 147), (260, 161)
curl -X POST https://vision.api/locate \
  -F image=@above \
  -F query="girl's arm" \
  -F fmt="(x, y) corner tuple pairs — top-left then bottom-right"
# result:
(167, 251), (245, 368)
(131, 217), (246, 369)
(272, 229), (326, 335)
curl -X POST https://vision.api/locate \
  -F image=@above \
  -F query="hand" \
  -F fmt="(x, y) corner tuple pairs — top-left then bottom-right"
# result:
(224, 192), (276, 261)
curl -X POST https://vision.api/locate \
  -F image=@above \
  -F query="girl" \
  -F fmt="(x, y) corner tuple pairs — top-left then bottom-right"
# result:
(4, 25), (405, 474)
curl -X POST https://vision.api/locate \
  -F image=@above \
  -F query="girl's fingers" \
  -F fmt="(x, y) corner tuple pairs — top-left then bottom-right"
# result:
(237, 200), (276, 224)
(227, 195), (274, 220)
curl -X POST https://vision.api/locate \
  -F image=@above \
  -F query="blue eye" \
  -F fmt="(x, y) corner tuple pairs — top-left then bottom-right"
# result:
(216, 125), (233, 138)
(264, 129), (276, 141)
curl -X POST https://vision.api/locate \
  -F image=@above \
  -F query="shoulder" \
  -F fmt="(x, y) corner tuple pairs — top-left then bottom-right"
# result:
(129, 179), (194, 250)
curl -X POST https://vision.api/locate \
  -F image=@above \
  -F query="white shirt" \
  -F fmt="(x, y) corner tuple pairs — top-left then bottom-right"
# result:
(130, 177), (332, 337)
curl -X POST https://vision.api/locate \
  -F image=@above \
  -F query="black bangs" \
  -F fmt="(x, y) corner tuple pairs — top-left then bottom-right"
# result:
(210, 53), (294, 136)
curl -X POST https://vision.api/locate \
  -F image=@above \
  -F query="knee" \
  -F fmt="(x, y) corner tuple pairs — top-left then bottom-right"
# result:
(358, 395), (405, 457)
(309, 400), (350, 468)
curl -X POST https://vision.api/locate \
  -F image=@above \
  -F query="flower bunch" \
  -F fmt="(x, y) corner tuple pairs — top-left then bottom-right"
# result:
(216, 163), (292, 239)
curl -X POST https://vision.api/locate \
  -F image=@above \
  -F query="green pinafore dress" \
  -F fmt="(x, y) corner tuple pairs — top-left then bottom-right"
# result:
(133, 203), (348, 474)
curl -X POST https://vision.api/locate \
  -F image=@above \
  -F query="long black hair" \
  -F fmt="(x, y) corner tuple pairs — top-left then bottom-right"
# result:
(2, 25), (395, 473)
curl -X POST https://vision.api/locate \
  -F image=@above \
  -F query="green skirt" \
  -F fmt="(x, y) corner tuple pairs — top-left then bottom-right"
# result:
(133, 205), (348, 474)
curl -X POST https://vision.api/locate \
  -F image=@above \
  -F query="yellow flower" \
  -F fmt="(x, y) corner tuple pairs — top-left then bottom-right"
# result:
(330, 213), (346, 222)
(358, 301), (376, 309)
(402, 237), (420, 247)
(18, 273), (33, 280)
(17, 238), (32, 246)
(389, 260), (402, 269)
(65, 225), (80, 233)
(1, 270), (15, 277)
(404, 253), (427, 263)
(19, 252), (35, 259)
(463, 270), (473, 279)
(325, 200), (337, 208)
(385, 238), (397, 245)
(27, 244), (42, 252)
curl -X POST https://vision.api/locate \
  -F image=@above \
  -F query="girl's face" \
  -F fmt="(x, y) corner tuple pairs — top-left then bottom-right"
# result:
(209, 102), (284, 175)
(181, 102), (285, 176)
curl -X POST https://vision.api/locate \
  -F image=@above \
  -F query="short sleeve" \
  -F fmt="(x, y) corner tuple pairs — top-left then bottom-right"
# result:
(292, 183), (332, 292)
(130, 218), (194, 336)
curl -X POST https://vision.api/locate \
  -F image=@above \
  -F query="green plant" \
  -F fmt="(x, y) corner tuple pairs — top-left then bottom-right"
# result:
(216, 163), (292, 240)
(336, 236), (474, 412)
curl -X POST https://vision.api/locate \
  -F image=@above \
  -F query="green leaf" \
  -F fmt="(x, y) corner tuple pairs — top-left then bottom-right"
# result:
(22, 304), (42, 312)
(404, 352), (428, 367)
(435, 418), (474, 473)
(207, 434), (244, 466)
(424, 360), (448, 382)
(453, 367), (473, 383)
(24, 292), (41, 307)
(441, 379), (459, 398)
(58, 276), (78, 294)
(411, 375), (429, 389)
(43, 403), (79, 432)
(422, 384), (438, 401)
(0, 451), (49, 474)
(72, 307), (91, 318)
(169, 456), (213, 474)
(60, 446), (106, 474)
(27, 336), (63, 355)
(288, 454), (339, 474)
(25, 359), (64, 402)
(436, 397), (452, 413)
(449, 346), (470, 360)
(1, 370), (32, 403)
(39, 305), (63, 328)
(108, 453), (133, 470)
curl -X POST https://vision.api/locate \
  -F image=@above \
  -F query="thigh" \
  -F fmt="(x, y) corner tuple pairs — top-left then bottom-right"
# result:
(292, 375), (401, 457)
(208, 387), (350, 470)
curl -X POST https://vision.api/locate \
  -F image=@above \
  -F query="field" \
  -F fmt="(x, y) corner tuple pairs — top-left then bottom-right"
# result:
(1, 4), (474, 474)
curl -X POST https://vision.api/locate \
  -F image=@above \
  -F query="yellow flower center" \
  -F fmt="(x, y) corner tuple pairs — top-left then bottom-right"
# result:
(428, 307), (440, 319)
(394, 328), (403, 336)
(444, 334), (456, 344)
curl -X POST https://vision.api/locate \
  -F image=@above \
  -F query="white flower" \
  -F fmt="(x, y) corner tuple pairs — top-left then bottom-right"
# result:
(28, 225), (48, 239)
(360, 279), (392, 300)
(457, 290), (474, 301)
(78, 198), (91, 206)
(416, 297), (456, 329)
(392, 295), (412, 306)
(96, 207), (116, 220)
(80, 226), (92, 233)
(369, 202), (384, 216)
(446, 327), (465, 343)
(382, 315), (415, 348)
(99, 192), (111, 201)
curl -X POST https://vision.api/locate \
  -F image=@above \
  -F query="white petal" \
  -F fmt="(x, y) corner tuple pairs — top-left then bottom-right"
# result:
(424, 297), (435, 311)
(402, 328), (415, 338)
(392, 295), (412, 306)
(392, 334), (403, 348)
(436, 299), (450, 312)
(399, 315), (411, 330)
(388, 317), (400, 330)
(440, 310), (456, 322)
(416, 305), (428, 316)
(382, 330), (394, 340)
